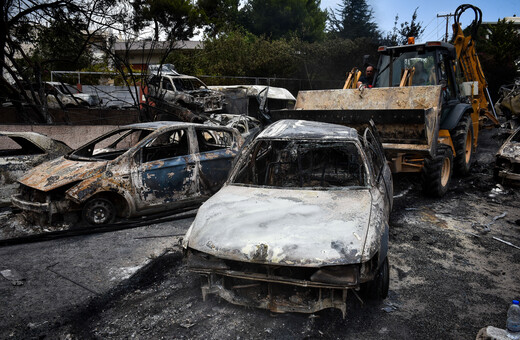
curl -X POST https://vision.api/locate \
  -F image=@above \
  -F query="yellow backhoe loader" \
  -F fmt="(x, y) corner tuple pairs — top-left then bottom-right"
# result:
(270, 4), (498, 196)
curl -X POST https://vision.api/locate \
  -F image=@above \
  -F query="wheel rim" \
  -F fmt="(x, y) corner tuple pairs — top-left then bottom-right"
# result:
(465, 130), (472, 163)
(441, 157), (450, 187)
(88, 200), (112, 224)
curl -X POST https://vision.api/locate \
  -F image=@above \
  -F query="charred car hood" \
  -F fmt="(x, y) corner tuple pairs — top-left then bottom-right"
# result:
(186, 185), (373, 267)
(18, 156), (106, 192)
(498, 141), (520, 163)
(187, 89), (221, 97)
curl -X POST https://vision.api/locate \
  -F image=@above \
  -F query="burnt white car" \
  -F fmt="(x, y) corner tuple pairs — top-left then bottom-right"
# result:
(183, 119), (393, 317)
(0, 131), (72, 206)
(495, 127), (520, 182)
(12, 122), (243, 225)
(23, 82), (100, 108)
(147, 73), (223, 113)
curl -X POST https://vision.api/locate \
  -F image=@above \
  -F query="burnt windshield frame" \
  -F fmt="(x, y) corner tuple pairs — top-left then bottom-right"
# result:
(230, 139), (369, 189)
(67, 128), (152, 161)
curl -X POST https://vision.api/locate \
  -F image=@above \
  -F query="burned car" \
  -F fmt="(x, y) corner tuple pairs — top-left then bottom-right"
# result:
(495, 127), (520, 183)
(23, 82), (101, 108)
(0, 131), (72, 206)
(183, 119), (393, 317)
(12, 122), (243, 225)
(147, 72), (223, 114)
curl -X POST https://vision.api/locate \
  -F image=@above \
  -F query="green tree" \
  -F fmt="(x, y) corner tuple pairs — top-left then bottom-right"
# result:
(131, 0), (203, 40)
(380, 15), (399, 46)
(477, 19), (520, 97)
(35, 14), (92, 71)
(1, 0), (94, 122)
(198, 0), (240, 37)
(397, 8), (424, 44)
(239, 0), (327, 42)
(171, 29), (299, 78)
(328, 0), (380, 41)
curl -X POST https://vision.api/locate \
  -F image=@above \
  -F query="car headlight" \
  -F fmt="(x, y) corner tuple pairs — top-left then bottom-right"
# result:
(186, 250), (229, 270)
(310, 265), (359, 285)
(496, 157), (512, 170)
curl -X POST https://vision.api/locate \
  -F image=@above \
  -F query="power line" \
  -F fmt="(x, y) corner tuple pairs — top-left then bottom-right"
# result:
(422, 16), (437, 31)
(422, 19), (446, 42)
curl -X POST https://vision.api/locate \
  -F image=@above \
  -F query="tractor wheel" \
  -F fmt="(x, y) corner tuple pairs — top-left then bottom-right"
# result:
(452, 115), (474, 175)
(422, 144), (453, 197)
(82, 197), (116, 225)
(366, 256), (389, 300)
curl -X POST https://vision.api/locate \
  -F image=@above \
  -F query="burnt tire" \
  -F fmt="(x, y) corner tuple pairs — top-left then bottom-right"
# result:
(366, 256), (389, 300)
(422, 144), (453, 197)
(452, 115), (474, 175)
(82, 198), (116, 225)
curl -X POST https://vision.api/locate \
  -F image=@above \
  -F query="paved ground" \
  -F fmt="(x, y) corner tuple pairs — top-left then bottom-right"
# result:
(0, 217), (191, 339)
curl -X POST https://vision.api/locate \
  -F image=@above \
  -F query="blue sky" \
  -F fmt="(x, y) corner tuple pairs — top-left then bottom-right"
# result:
(320, 0), (519, 42)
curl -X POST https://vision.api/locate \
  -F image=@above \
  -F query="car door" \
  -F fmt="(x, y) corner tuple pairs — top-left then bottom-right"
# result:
(132, 128), (199, 212)
(363, 122), (393, 212)
(194, 127), (238, 195)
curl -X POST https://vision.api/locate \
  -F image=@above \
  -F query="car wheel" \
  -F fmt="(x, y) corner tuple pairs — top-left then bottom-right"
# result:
(365, 256), (389, 300)
(422, 144), (453, 197)
(82, 198), (116, 225)
(452, 115), (474, 176)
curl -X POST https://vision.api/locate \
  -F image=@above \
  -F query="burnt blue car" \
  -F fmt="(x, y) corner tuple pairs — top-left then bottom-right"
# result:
(183, 119), (393, 317)
(12, 122), (243, 225)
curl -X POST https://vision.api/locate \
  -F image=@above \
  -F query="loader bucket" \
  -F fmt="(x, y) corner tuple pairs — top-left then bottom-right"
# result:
(270, 85), (442, 157)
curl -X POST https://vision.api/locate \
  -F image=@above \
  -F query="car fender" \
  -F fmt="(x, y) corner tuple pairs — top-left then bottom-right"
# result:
(440, 103), (472, 130)
(65, 174), (136, 216)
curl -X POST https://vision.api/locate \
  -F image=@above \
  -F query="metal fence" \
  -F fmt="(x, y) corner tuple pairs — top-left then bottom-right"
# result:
(198, 75), (344, 96)
(50, 71), (344, 97)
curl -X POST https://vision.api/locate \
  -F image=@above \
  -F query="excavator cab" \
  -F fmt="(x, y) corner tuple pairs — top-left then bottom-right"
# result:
(374, 42), (458, 93)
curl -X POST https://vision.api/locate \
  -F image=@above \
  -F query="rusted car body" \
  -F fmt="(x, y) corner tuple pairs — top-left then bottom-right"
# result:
(12, 122), (243, 224)
(205, 114), (262, 144)
(147, 73), (223, 113)
(207, 85), (296, 119)
(0, 131), (72, 206)
(183, 119), (393, 317)
(495, 127), (520, 182)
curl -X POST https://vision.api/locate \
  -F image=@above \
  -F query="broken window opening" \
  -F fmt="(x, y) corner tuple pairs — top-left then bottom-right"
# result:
(70, 129), (152, 161)
(141, 129), (189, 163)
(233, 140), (366, 188)
(195, 129), (233, 153)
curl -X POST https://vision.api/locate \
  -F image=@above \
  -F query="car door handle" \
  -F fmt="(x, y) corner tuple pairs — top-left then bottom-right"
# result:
(122, 175), (129, 179)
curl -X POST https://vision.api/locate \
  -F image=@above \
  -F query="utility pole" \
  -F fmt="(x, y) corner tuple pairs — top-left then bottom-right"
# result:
(437, 13), (454, 42)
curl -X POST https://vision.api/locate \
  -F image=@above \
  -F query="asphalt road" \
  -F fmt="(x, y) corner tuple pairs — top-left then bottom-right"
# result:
(0, 217), (192, 339)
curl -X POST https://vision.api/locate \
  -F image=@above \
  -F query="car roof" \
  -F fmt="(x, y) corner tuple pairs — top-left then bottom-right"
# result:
(121, 121), (235, 132)
(160, 74), (200, 80)
(258, 120), (358, 140)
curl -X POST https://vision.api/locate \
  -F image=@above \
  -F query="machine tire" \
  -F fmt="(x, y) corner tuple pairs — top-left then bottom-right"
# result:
(452, 115), (474, 175)
(422, 144), (453, 197)
(366, 257), (389, 300)
(82, 197), (116, 225)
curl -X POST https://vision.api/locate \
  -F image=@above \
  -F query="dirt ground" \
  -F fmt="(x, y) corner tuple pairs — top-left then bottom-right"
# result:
(2, 129), (520, 339)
